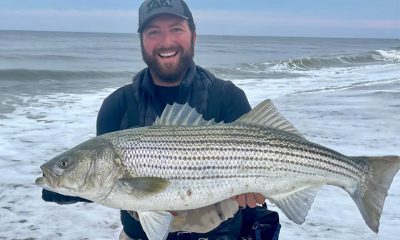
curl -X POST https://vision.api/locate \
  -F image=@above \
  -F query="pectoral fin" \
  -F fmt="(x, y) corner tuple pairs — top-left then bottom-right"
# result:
(116, 177), (170, 196)
(267, 186), (320, 224)
(138, 211), (173, 240)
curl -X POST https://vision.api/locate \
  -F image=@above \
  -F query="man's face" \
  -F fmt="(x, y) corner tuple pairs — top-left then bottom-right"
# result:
(141, 14), (196, 85)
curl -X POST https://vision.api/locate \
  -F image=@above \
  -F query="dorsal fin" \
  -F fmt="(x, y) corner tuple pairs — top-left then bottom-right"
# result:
(236, 99), (304, 138)
(154, 103), (216, 126)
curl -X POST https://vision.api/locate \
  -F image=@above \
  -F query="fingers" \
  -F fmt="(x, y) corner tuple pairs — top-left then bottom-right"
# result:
(236, 194), (247, 207)
(232, 193), (266, 208)
(246, 193), (257, 208)
(231, 194), (246, 207)
(231, 194), (247, 207)
(254, 193), (266, 205)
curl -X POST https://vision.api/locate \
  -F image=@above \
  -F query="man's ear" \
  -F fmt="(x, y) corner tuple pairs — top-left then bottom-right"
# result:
(192, 31), (197, 45)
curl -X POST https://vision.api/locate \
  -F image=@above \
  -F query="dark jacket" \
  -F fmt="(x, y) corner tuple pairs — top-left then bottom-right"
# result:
(97, 63), (251, 134)
(97, 63), (252, 238)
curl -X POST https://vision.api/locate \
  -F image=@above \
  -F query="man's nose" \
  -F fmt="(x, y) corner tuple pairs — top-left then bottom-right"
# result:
(159, 32), (175, 48)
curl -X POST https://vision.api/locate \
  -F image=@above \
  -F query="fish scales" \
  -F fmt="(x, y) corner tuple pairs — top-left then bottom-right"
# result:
(128, 127), (358, 182)
(112, 124), (365, 190)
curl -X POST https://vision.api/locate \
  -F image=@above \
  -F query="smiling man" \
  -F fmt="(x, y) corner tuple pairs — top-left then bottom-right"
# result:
(42, 0), (280, 239)
(99, 0), (280, 239)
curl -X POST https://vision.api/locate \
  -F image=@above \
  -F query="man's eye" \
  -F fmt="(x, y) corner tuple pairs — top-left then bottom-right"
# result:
(147, 30), (159, 37)
(172, 28), (183, 33)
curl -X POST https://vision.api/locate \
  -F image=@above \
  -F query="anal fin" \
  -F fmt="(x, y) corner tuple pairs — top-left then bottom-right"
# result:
(138, 211), (173, 240)
(267, 186), (320, 224)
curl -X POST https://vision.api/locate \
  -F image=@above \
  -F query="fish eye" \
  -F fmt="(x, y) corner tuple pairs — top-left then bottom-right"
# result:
(59, 159), (69, 168)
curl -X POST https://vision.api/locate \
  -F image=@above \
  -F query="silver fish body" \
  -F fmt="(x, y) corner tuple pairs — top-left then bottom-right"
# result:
(36, 100), (400, 236)
(107, 123), (362, 210)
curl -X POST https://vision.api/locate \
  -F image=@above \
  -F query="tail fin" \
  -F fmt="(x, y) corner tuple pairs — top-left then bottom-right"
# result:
(350, 155), (400, 233)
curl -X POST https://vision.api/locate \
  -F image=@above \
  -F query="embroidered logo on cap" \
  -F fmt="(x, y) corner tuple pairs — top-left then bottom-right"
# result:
(146, 0), (173, 13)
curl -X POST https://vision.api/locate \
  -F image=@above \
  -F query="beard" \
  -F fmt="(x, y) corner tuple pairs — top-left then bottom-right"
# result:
(141, 39), (194, 84)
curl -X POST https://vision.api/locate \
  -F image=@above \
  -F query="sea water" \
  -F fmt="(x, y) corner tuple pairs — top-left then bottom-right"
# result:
(0, 30), (399, 239)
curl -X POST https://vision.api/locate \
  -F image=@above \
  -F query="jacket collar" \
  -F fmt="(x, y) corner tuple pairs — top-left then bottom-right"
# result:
(140, 61), (196, 101)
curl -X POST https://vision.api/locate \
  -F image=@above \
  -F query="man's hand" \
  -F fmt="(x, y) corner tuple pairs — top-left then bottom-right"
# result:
(231, 193), (266, 208)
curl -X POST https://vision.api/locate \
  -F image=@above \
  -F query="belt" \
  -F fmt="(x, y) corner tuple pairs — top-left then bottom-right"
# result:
(171, 231), (209, 240)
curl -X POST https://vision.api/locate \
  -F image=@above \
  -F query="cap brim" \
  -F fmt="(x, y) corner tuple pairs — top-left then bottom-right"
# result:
(138, 13), (189, 33)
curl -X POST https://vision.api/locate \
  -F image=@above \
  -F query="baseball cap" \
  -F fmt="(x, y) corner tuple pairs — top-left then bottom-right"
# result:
(138, 0), (194, 33)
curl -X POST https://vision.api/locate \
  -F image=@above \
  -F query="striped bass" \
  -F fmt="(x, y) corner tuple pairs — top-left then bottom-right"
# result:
(36, 100), (400, 239)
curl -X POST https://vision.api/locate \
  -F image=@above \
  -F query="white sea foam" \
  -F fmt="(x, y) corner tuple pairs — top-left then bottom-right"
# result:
(231, 60), (400, 107)
(0, 89), (122, 239)
(1, 78), (399, 239)
(374, 49), (400, 62)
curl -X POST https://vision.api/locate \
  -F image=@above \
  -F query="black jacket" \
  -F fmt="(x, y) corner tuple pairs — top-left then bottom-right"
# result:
(97, 63), (251, 133)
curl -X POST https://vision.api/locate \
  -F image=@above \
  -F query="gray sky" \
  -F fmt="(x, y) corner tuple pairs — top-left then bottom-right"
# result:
(0, 0), (399, 38)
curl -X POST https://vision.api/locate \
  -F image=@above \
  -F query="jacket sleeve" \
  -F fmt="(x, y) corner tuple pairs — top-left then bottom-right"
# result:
(42, 189), (92, 204)
(97, 87), (126, 136)
(220, 82), (251, 123)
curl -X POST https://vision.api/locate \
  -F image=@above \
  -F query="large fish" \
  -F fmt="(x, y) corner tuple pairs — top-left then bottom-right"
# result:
(36, 100), (400, 240)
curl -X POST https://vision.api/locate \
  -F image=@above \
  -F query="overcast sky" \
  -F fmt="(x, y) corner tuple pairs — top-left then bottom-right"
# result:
(0, 0), (399, 39)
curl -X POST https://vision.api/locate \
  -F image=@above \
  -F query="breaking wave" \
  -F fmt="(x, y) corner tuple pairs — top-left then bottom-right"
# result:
(210, 49), (400, 77)
(273, 49), (400, 71)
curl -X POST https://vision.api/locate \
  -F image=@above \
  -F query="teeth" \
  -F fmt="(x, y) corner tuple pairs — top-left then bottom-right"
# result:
(159, 51), (177, 58)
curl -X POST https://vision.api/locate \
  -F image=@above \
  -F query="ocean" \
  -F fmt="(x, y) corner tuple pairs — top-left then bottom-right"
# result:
(0, 30), (399, 239)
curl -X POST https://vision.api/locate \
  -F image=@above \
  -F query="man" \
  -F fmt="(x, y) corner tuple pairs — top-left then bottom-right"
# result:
(43, 0), (280, 239)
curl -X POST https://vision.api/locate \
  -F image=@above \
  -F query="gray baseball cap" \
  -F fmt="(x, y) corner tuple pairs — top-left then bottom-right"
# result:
(138, 0), (194, 33)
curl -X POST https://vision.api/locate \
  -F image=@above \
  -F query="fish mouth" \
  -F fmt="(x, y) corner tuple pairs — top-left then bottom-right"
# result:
(35, 165), (60, 189)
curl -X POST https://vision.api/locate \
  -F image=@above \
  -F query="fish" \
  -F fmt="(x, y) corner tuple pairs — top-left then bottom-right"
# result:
(36, 100), (400, 240)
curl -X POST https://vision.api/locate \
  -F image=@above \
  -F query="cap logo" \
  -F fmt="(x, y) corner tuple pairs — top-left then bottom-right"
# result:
(146, 0), (173, 13)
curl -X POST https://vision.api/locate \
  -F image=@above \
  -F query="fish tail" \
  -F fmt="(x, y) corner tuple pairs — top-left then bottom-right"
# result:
(350, 155), (400, 233)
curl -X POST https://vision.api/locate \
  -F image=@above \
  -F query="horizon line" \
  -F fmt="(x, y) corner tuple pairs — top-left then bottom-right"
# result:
(1, 29), (399, 41)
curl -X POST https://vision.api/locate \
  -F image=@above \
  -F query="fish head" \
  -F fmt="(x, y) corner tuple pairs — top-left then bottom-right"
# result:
(36, 137), (125, 200)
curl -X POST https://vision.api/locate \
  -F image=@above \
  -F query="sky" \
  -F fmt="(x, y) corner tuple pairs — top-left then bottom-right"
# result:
(0, 0), (399, 39)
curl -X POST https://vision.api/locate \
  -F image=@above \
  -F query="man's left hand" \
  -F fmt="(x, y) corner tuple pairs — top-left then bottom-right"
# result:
(231, 193), (266, 208)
